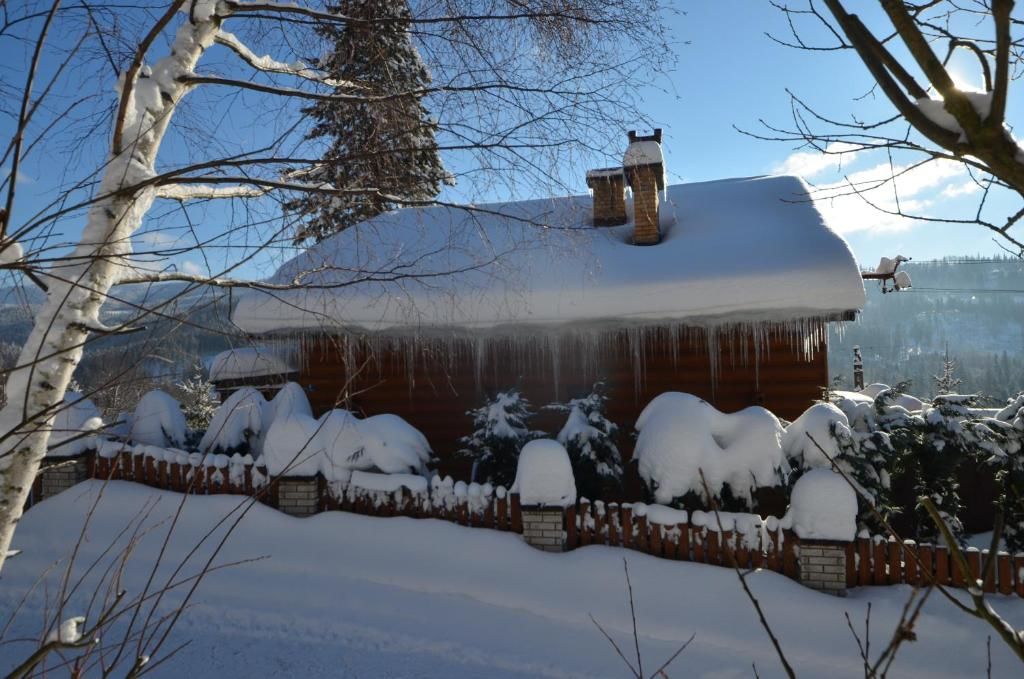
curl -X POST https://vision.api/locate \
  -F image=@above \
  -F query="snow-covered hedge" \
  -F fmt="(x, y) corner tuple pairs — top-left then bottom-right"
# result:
(634, 393), (788, 509)
(262, 408), (431, 481)
(130, 390), (187, 449)
(47, 392), (104, 457)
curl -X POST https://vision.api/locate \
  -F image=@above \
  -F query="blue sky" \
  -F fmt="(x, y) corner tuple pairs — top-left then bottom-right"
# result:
(4, 2), (1021, 287)
(642, 2), (1020, 268)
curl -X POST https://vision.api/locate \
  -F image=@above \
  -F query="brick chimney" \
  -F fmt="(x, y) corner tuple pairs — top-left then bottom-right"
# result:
(585, 167), (627, 226)
(623, 129), (665, 245)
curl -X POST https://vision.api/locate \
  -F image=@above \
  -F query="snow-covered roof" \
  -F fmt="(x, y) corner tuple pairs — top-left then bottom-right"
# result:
(209, 347), (295, 382)
(233, 175), (866, 335)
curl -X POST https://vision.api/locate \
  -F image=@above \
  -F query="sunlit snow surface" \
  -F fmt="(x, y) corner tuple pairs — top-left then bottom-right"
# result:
(4, 482), (1023, 678)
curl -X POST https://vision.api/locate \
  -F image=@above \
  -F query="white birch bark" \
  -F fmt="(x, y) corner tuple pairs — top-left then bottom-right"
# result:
(0, 3), (224, 574)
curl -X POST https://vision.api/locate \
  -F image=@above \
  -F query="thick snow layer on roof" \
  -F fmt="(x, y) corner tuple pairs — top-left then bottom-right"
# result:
(233, 176), (865, 334)
(209, 347), (294, 382)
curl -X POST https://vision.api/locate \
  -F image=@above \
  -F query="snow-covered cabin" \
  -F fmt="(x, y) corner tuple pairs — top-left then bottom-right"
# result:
(208, 347), (298, 399)
(232, 130), (865, 475)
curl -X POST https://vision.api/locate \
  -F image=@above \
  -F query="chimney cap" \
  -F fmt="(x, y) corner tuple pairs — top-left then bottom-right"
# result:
(586, 167), (625, 184)
(627, 128), (662, 144)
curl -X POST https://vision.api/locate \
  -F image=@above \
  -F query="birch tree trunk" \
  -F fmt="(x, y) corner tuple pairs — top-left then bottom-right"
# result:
(0, 2), (221, 574)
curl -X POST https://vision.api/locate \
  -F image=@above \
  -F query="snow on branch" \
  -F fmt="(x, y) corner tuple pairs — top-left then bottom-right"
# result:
(214, 31), (354, 87)
(155, 183), (268, 200)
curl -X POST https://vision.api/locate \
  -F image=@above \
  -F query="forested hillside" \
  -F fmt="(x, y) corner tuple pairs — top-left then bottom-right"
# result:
(829, 256), (1024, 401)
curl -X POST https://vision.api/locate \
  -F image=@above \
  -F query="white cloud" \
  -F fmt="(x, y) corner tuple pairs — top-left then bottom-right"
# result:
(809, 159), (968, 235)
(772, 142), (861, 179)
(180, 260), (204, 276)
(136, 231), (177, 247)
(941, 180), (982, 198)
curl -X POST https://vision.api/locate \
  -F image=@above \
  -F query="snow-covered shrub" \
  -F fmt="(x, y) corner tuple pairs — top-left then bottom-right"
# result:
(634, 392), (788, 511)
(511, 439), (576, 507)
(783, 402), (895, 531)
(199, 387), (266, 456)
(47, 392), (104, 457)
(129, 390), (187, 449)
(264, 382), (312, 425)
(262, 409), (432, 481)
(357, 413), (432, 474)
(786, 468), (857, 542)
(550, 383), (622, 499)
(173, 365), (218, 433)
(262, 412), (323, 477)
(458, 389), (543, 488)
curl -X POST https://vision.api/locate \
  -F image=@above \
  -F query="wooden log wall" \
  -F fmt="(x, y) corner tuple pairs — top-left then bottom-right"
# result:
(299, 328), (829, 481)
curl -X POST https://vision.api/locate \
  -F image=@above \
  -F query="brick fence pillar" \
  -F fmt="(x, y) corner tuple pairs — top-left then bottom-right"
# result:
(798, 539), (849, 596)
(276, 477), (319, 517)
(38, 453), (93, 502)
(521, 505), (567, 552)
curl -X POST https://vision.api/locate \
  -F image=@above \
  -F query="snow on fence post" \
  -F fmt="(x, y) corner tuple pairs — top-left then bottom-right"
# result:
(789, 469), (857, 596)
(512, 440), (576, 553)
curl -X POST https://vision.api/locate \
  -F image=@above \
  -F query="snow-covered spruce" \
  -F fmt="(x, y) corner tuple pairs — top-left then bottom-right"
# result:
(0, 4), (223, 571)
(458, 390), (543, 488)
(511, 439), (576, 507)
(551, 383), (623, 499)
(284, 0), (447, 242)
(634, 392), (788, 511)
(173, 366), (218, 433)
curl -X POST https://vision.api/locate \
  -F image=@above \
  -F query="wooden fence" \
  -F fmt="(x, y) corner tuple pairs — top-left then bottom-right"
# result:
(848, 536), (1024, 596)
(566, 499), (799, 578)
(44, 450), (1024, 598)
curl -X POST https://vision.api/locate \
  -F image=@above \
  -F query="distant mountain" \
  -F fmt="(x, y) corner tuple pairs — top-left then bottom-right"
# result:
(828, 256), (1024, 402)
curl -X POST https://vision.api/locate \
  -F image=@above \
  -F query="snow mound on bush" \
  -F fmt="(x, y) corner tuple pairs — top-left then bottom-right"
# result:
(634, 393), (788, 506)
(199, 387), (265, 455)
(130, 390), (187, 448)
(47, 392), (104, 457)
(783, 402), (849, 469)
(262, 409), (431, 481)
(511, 439), (576, 507)
(264, 382), (312, 425)
(787, 468), (857, 541)
(860, 383), (924, 411)
(358, 414), (432, 474)
(262, 412), (322, 477)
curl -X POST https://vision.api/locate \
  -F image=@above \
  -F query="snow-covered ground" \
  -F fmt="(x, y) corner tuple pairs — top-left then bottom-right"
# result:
(3, 482), (1023, 678)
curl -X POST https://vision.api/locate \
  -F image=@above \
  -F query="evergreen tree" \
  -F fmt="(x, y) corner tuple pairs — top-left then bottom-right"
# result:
(286, 0), (448, 242)
(932, 345), (963, 395)
(173, 365), (218, 435)
(458, 389), (542, 488)
(551, 383), (623, 500)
